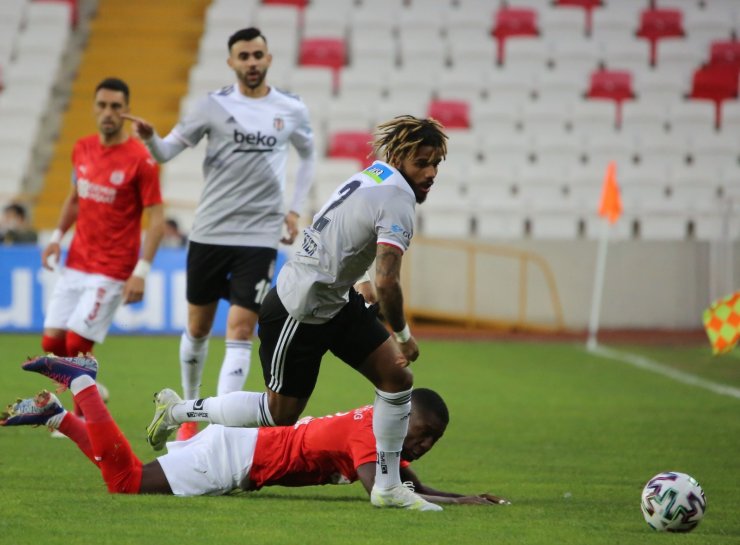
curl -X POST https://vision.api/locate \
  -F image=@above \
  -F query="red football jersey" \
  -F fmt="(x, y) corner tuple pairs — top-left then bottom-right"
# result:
(66, 135), (162, 280)
(250, 405), (408, 489)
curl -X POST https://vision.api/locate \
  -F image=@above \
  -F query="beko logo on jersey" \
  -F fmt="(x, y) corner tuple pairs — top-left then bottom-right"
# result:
(233, 129), (276, 151)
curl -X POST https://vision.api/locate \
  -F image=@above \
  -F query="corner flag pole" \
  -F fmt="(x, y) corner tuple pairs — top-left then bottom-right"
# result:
(587, 161), (622, 350)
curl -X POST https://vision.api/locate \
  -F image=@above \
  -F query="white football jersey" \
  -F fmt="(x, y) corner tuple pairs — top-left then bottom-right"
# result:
(171, 84), (314, 248)
(277, 161), (416, 324)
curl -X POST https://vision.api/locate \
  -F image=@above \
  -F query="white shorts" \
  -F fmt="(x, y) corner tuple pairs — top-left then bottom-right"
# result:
(157, 425), (257, 497)
(43, 268), (124, 343)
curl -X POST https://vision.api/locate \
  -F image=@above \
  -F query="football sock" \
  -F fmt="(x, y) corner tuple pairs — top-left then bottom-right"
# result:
(171, 391), (274, 427)
(65, 331), (94, 356)
(41, 334), (68, 356)
(373, 388), (412, 490)
(57, 412), (97, 465)
(73, 380), (143, 494)
(217, 340), (252, 395)
(180, 330), (209, 400)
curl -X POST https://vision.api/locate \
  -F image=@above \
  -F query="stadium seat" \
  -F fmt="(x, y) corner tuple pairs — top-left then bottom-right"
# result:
(472, 98), (522, 135)
(302, 4), (350, 39)
(347, 27), (396, 70)
(299, 38), (346, 93)
(709, 40), (740, 70)
(444, 129), (481, 164)
(571, 99), (618, 134)
(324, 97), (375, 135)
(634, 131), (688, 169)
(582, 131), (636, 171)
(720, 99), (740, 133)
(327, 130), (374, 166)
(591, 8), (637, 45)
(530, 131), (582, 171)
(503, 38), (550, 72)
(427, 99), (471, 130)
(520, 100), (572, 134)
(473, 184), (527, 239)
(262, 0), (307, 7)
(552, 0), (602, 35)
(421, 185), (472, 239)
(487, 69), (537, 104)
(688, 64), (739, 128)
(599, 40), (650, 73)
(435, 68), (487, 103)
(585, 69), (635, 127)
(447, 31), (497, 71)
(491, 7), (539, 65)
(636, 8), (685, 66)
(548, 36), (600, 73)
(621, 99), (670, 139)
(654, 39), (706, 74)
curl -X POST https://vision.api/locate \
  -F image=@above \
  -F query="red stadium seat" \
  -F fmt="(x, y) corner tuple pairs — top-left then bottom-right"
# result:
(263, 0), (308, 6)
(553, 0), (603, 35)
(689, 65), (739, 128)
(427, 99), (471, 129)
(327, 131), (374, 167)
(710, 40), (740, 70)
(636, 8), (685, 66)
(299, 38), (346, 93)
(586, 69), (635, 128)
(491, 7), (539, 65)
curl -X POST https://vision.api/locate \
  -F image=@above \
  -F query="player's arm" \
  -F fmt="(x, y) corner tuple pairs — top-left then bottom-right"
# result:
(375, 243), (418, 363)
(400, 466), (510, 506)
(121, 114), (188, 163)
(122, 203), (165, 304)
(357, 463), (506, 505)
(42, 185), (79, 270)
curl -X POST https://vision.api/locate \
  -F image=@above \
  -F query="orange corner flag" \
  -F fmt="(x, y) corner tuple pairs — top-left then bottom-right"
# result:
(598, 161), (622, 224)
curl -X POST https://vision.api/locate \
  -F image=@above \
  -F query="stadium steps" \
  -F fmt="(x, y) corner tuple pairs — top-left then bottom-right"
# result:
(34, 0), (210, 230)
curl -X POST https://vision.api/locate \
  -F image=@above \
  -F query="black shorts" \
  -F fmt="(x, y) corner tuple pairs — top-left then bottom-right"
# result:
(257, 287), (390, 398)
(186, 241), (277, 312)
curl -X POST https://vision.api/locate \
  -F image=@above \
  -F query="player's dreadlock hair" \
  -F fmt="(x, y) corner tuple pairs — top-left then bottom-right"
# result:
(411, 388), (449, 425)
(372, 115), (448, 166)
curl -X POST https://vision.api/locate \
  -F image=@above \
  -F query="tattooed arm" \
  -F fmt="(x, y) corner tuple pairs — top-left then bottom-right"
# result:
(375, 244), (419, 363)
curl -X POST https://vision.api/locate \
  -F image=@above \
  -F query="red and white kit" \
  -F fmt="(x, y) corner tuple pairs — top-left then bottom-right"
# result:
(44, 135), (162, 342)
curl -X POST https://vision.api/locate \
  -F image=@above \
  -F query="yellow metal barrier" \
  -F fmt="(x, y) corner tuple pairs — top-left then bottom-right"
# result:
(403, 237), (565, 332)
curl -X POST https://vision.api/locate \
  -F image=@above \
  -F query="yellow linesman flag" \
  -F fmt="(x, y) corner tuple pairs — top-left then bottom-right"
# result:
(703, 291), (740, 355)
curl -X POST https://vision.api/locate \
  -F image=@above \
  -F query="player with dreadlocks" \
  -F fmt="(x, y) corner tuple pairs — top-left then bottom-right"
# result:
(146, 115), (449, 511)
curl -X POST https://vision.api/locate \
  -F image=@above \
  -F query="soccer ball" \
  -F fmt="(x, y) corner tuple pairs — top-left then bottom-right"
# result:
(641, 471), (707, 532)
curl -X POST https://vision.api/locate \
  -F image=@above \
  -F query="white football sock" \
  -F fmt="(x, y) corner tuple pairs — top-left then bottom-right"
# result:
(373, 388), (412, 490)
(170, 391), (275, 427)
(217, 340), (252, 395)
(46, 410), (67, 430)
(180, 330), (209, 400)
(70, 374), (96, 395)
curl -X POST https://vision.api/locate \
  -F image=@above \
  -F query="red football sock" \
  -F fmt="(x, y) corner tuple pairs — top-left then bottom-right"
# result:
(74, 385), (143, 494)
(57, 412), (98, 466)
(41, 334), (68, 356)
(65, 331), (95, 357)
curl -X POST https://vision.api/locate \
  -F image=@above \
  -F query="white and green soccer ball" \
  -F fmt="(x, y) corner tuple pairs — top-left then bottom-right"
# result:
(641, 471), (706, 532)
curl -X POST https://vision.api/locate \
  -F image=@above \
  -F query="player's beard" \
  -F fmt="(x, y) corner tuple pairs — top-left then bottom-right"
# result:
(399, 168), (429, 204)
(241, 67), (268, 90)
(98, 119), (123, 139)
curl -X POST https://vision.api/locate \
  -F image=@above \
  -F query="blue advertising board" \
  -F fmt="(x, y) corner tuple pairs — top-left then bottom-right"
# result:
(0, 246), (286, 335)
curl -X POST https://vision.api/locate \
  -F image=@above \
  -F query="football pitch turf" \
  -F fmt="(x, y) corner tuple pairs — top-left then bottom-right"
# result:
(1, 333), (738, 545)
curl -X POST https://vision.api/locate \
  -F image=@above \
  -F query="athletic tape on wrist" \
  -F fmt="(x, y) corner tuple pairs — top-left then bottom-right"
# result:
(132, 259), (151, 278)
(50, 229), (63, 244)
(393, 324), (411, 343)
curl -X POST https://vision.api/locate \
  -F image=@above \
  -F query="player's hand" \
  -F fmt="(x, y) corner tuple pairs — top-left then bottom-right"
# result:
(42, 243), (61, 271)
(478, 493), (511, 505)
(122, 275), (145, 304)
(121, 113), (154, 141)
(453, 496), (501, 505)
(281, 211), (299, 245)
(397, 335), (419, 364)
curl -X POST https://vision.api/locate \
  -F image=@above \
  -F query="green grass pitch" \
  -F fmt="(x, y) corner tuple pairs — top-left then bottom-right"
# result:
(0, 333), (738, 545)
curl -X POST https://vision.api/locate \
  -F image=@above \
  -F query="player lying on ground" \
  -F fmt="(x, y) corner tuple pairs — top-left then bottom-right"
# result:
(1, 355), (508, 504)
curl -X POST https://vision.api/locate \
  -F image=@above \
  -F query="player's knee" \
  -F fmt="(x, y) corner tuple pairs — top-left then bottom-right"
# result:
(378, 367), (413, 393)
(66, 331), (95, 356)
(41, 334), (67, 356)
(266, 397), (302, 427)
(188, 323), (211, 339)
